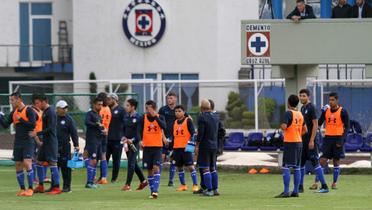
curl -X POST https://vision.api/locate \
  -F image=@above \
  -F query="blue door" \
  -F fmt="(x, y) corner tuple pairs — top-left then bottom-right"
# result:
(32, 19), (51, 61)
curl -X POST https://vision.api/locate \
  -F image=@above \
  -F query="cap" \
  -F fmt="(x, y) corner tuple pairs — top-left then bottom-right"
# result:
(56, 100), (68, 109)
(108, 93), (119, 101)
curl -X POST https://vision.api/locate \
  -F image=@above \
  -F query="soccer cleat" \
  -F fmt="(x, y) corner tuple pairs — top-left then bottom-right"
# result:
(177, 185), (188, 191)
(136, 180), (148, 191)
(47, 187), (62, 195)
(213, 190), (220, 196)
(193, 188), (205, 194)
(202, 190), (214, 197)
(168, 181), (174, 187)
(331, 183), (337, 190)
(45, 187), (52, 193)
(111, 179), (117, 184)
(34, 184), (45, 193)
(275, 192), (290, 198)
(151, 192), (158, 199)
(192, 185), (199, 193)
(122, 185), (131, 191)
(299, 185), (304, 193)
(16, 190), (26, 196)
(43, 177), (51, 183)
(290, 192), (299, 197)
(309, 183), (318, 190)
(23, 189), (34, 197)
(97, 178), (108, 185)
(62, 187), (71, 193)
(85, 183), (98, 189)
(317, 188), (329, 193)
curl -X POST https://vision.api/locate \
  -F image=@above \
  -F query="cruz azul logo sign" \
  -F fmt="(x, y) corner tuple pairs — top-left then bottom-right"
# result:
(245, 24), (270, 64)
(122, 0), (166, 48)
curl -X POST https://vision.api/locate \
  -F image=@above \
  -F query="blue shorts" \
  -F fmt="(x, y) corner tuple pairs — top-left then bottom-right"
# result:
(13, 142), (35, 161)
(142, 147), (162, 170)
(301, 136), (320, 167)
(282, 142), (302, 167)
(37, 141), (58, 163)
(197, 149), (217, 169)
(173, 148), (194, 167)
(321, 136), (345, 160)
(85, 141), (102, 160)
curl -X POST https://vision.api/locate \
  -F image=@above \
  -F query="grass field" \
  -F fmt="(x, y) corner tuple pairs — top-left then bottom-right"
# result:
(0, 166), (371, 210)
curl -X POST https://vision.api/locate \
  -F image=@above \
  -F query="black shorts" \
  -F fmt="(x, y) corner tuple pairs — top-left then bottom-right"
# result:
(173, 148), (194, 167)
(13, 142), (35, 162)
(282, 142), (302, 167)
(301, 137), (320, 167)
(101, 136), (108, 153)
(37, 141), (58, 163)
(197, 149), (217, 169)
(321, 136), (345, 160)
(143, 147), (162, 170)
(85, 141), (102, 160)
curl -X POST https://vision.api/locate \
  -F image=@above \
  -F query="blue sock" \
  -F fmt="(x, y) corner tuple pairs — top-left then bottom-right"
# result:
(50, 166), (60, 187)
(178, 170), (185, 185)
(169, 163), (176, 183)
(315, 166), (327, 185)
(87, 165), (96, 184)
(203, 171), (212, 191)
(148, 176), (154, 193)
(333, 166), (340, 184)
(211, 170), (218, 190)
(293, 167), (301, 194)
(43, 166), (48, 178)
(84, 158), (90, 168)
(32, 161), (37, 181)
(153, 172), (161, 193)
(16, 171), (25, 190)
(26, 169), (34, 189)
(101, 160), (108, 179)
(36, 165), (44, 185)
(190, 169), (198, 186)
(282, 167), (290, 194)
(300, 167), (305, 186)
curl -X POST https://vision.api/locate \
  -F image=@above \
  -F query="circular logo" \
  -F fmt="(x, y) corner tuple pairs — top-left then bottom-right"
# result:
(61, 120), (66, 125)
(247, 33), (269, 56)
(92, 153), (97, 158)
(122, 0), (166, 48)
(132, 118), (137, 123)
(114, 110), (119, 114)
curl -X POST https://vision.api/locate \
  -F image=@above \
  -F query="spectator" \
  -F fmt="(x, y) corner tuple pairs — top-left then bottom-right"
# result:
(351, 0), (372, 18)
(287, 0), (316, 22)
(332, 0), (352, 18)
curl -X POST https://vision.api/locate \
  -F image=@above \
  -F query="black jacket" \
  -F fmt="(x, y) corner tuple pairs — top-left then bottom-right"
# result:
(350, 3), (372, 18)
(332, 4), (352, 18)
(287, 5), (316, 20)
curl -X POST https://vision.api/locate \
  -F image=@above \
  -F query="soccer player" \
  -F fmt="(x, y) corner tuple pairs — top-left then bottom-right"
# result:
(172, 105), (199, 192)
(121, 98), (148, 191)
(298, 89), (329, 193)
(97, 92), (111, 184)
(138, 100), (166, 199)
(195, 99), (222, 197)
(158, 92), (178, 187)
(275, 95), (307, 198)
(30, 98), (43, 183)
(55, 100), (79, 193)
(105, 93), (125, 183)
(31, 93), (61, 195)
(84, 98), (106, 189)
(318, 92), (349, 190)
(0, 92), (36, 196)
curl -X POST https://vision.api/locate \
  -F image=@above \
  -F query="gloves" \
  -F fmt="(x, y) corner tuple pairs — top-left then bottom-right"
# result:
(321, 104), (330, 113)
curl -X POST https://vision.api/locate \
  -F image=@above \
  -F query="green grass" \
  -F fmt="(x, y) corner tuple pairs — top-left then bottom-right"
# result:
(0, 166), (371, 210)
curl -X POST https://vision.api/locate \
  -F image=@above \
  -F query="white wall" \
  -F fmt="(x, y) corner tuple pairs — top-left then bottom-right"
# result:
(73, 0), (259, 110)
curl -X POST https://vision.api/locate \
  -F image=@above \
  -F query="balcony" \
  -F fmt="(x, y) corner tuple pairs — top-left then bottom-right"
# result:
(0, 44), (73, 73)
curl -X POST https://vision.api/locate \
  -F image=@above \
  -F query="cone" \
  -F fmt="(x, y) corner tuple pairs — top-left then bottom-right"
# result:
(248, 168), (258, 174)
(259, 168), (270, 174)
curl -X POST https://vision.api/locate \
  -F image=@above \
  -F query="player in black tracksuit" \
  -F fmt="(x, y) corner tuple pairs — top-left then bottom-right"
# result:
(56, 100), (79, 192)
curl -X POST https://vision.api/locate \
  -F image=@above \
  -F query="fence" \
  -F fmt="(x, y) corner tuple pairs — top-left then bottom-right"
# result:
(307, 79), (372, 134)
